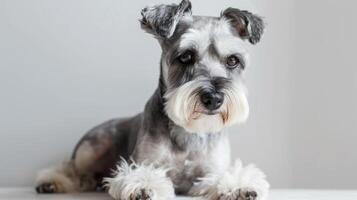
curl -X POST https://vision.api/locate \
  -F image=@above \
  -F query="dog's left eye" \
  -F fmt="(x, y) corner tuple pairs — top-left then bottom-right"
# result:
(178, 50), (195, 65)
(226, 55), (240, 69)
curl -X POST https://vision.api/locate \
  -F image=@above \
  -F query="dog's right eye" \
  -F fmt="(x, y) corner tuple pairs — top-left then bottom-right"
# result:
(178, 50), (195, 65)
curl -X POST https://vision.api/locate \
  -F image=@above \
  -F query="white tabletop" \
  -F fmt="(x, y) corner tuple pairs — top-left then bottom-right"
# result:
(1, 188), (357, 200)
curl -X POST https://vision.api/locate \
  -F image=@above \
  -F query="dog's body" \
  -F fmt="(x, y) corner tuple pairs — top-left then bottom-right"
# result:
(36, 1), (269, 199)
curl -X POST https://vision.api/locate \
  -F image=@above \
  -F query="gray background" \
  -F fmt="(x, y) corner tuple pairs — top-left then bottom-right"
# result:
(0, 0), (356, 189)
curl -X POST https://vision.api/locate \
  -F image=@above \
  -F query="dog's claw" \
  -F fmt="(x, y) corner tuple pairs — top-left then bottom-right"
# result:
(130, 188), (153, 200)
(216, 188), (258, 200)
(239, 189), (258, 200)
(36, 183), (57, 193)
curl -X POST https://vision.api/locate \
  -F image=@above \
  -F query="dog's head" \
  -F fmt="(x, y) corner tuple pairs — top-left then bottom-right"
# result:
(140, 0), (264, 134)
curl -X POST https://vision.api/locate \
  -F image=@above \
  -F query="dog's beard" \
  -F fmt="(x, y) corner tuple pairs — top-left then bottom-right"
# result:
(164, 80), (249, 134)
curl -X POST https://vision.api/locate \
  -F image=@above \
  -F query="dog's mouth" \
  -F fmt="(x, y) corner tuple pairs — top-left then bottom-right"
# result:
(202, 111), (219, 115)
(190, 100), (223, 119)
(191, 110), (220, 119)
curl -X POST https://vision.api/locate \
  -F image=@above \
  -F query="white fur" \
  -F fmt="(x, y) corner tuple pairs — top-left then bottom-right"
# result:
(192, 159), (269, 200)
(221, 81), (250, 125)
(165, 79), (249, 134)
(104, 160), (175, 200)
(164, 79), (225, 133)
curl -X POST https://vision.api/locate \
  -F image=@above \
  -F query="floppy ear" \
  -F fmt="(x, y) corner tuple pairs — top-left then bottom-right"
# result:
(221, 8), (265, 44)
(140, 0), (192, 39)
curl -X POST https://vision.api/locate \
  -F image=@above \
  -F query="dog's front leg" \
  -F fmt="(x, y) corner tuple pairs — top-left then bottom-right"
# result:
(190, 159), (270, 200)
(104, 160), (175, 200)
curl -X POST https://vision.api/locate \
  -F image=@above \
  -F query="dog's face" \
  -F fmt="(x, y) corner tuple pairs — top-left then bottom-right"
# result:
(141, 0), (264, 134)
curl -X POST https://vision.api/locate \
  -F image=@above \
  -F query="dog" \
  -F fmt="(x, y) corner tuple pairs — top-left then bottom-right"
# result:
(35, 0), (269, 199)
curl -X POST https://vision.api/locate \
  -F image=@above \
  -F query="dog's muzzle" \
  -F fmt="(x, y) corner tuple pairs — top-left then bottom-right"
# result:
(164, 76), (249, 133)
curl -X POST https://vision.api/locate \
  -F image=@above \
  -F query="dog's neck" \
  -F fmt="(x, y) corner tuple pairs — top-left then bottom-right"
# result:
(142, 59), (168, 128)
(141, 69), (169, 134)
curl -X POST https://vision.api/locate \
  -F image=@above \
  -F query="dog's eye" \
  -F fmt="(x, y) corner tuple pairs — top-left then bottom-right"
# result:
(226, 55), (240, 69)
(178, 50), (195, 65)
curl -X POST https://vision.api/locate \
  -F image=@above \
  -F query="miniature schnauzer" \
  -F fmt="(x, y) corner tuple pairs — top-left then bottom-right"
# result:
(36, 0), (269, 199)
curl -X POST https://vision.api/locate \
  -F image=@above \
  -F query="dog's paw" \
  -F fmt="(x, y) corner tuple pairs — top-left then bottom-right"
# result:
(214, 188), (257, 200)
(209, 188), (261, 200)
(104, 160), (174, 200)
(36, 182), (58, 193)
(202, 160), (269, 200)
(129, 188), (154, 200)
(36, 162), (79, 193)
(238, 188), (258, 200)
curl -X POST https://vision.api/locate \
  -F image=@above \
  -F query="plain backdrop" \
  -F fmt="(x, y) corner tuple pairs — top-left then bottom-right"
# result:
(0, 0), (356, 189)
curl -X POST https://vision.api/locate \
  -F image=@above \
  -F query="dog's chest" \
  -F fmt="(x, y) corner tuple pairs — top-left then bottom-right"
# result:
(165, 150), (208, 194)
(165, 134), (230, 193)
(135, 130), (230, 193)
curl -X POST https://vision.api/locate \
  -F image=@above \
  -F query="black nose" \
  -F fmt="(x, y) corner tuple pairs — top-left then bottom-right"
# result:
(200, 90), (224, 111)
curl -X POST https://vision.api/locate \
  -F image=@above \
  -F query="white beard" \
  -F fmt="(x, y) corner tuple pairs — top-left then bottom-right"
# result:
(164, 79), (249, 134)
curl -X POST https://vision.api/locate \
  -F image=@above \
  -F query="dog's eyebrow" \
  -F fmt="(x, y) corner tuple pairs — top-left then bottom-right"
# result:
(179, 28), (210, 53)
(213, 36), (248, 56)
(177, 44), (198, 54)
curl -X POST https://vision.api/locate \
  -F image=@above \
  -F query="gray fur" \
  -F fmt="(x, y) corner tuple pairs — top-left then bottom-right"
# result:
(36, 0), (265, 196)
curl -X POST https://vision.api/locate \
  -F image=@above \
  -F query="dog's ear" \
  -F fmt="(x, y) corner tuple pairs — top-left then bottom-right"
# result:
(140, 0), (192, 39)
(221, 8), (265, 44)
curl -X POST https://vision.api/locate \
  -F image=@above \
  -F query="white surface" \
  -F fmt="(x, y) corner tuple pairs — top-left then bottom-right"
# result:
(1, 188), (357, 200)
(1, 0), (357, 189)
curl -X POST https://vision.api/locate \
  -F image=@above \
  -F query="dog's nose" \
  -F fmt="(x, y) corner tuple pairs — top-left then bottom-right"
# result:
(200, 90), (224, 111)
